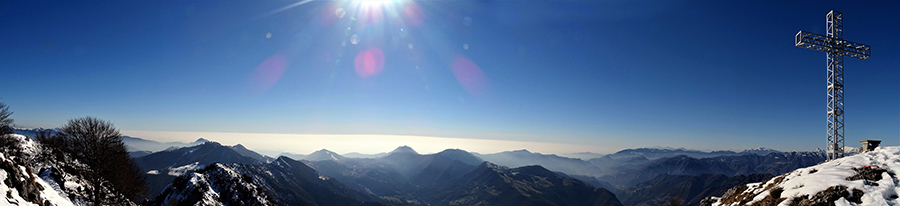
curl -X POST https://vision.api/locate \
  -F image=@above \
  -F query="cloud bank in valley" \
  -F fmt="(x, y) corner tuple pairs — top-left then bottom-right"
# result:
(122, 130), (611, 156)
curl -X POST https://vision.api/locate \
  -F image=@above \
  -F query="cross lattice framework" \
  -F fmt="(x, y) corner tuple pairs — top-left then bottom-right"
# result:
(795, 10), (871, 161)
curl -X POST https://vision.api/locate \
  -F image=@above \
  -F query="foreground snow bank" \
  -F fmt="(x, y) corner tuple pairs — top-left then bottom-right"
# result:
(706, 146), (900, 206)
(0, 135), (74, 206)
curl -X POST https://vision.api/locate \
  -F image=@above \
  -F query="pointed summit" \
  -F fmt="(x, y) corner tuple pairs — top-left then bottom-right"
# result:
(230, 144), (272, 162)
(389, 145), (418, 155)
(233, 144), (248, 150)
(192, 138), (210, 144)
(306, 149), (344, 162)
(508, 149), (532, 154)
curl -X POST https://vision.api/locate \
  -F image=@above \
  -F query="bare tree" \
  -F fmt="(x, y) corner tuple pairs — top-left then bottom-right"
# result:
(0, 101), (13, 135)
(53, 117), (146, 205)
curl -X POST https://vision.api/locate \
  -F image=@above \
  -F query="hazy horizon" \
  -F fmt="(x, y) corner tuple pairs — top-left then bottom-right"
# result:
(119, 130), (807, 157)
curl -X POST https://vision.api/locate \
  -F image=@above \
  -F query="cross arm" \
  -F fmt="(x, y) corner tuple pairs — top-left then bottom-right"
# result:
(795, 31), (871, 60)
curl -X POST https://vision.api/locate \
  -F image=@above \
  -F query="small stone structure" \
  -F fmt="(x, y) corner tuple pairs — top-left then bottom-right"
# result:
(860, 140), (881, 152)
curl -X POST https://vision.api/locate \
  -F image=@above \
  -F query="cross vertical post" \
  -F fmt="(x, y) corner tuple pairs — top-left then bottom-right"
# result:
(795, 10), (871, 161)
(826, 11), (844, 161)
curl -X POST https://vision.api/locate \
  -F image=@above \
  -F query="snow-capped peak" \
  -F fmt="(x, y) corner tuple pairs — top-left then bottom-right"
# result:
(706, 146), (900, 206)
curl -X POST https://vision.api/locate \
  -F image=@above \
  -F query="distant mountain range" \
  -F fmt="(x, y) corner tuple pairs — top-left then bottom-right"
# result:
(13, 128), (209, 156)
(596, 151), (826, 187)
(343, 152), (388, 159)
(475, 149), (605, 177)
(129, 139), (622, 205)
(45, 132), (834, 205)
(7, 126), (871, 206)
(598, 147), (782, 160)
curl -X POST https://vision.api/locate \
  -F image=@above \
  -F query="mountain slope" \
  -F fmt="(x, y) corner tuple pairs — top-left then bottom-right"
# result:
(306, 149), (347, 162)
(135, 141), (263, 171)
(304, 158), (411, 197)
(305, 147), (485, 198)
(598, 151), (826, 187)
(476, 149), (604, 177)
(258, 157), (387, 205)
(149, 163), (280, 206)
(618, 173), (774, 206)
(599, 148), (771, 161)
(231, 144), (273, 162)
(418, 162), (623, 206)
(120, 136), (208, 152)
(148, 157), (388, 206)
(344, 152), (387, 159)
(707, 146), (900, 206)
(303, 146), (623, 205)
(135, 141), (267, 199)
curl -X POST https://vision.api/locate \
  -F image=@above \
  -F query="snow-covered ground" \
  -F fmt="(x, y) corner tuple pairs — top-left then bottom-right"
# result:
(0, 153), (74, 206)
(0, 134), (137, 206)
(708, 146), (900, 206)
(0, 135), (76, 206)
(154, 163), (275, 205)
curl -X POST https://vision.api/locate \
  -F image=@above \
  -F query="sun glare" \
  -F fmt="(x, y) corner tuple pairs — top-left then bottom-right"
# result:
(358, 0), (392, 7)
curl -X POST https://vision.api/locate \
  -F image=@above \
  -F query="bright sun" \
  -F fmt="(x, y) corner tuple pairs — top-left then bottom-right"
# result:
(358, 0), (392, 7)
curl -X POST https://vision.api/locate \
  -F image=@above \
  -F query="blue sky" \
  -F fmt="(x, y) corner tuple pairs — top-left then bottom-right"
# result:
(1, 0), (898, 154)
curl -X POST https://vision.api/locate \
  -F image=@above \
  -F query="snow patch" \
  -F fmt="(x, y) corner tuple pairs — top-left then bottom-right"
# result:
(168, 162), (203, 176)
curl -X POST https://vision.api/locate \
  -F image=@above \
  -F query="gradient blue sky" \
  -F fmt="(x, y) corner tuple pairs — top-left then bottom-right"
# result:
(1, 0), (898, 154)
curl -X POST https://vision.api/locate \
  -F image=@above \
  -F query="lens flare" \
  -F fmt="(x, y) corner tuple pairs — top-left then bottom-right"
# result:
(354, 48), (385, 78)
(335, 8), (346, 18)
(350, 34), (360, 44)
(452, 56), (488, 96)
(250, 54), (288, 94)
(402, 3), (424, 27)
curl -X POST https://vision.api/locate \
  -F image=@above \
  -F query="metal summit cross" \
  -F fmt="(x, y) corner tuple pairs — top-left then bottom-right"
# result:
(795, 10), (871, 161)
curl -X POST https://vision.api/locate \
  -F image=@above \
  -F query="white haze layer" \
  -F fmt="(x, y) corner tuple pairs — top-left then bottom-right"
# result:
(121, 130), (613, 156)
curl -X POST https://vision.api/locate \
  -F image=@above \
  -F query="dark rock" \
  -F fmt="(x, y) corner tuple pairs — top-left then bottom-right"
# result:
(846, 165), (888, 182)
(700, 196), (717, 206)
(789, 185), (849, 206)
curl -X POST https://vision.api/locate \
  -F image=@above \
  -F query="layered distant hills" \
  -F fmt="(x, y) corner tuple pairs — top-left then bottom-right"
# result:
(10, 129), (833, 205)
(116, 136), (624, 205)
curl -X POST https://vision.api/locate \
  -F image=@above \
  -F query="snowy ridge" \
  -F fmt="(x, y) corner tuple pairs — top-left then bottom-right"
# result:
(0, 134), (137, 206)
(706, 146), (900, 206)
(153, 163), (276, 206)
(0, 152), (73, 206)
